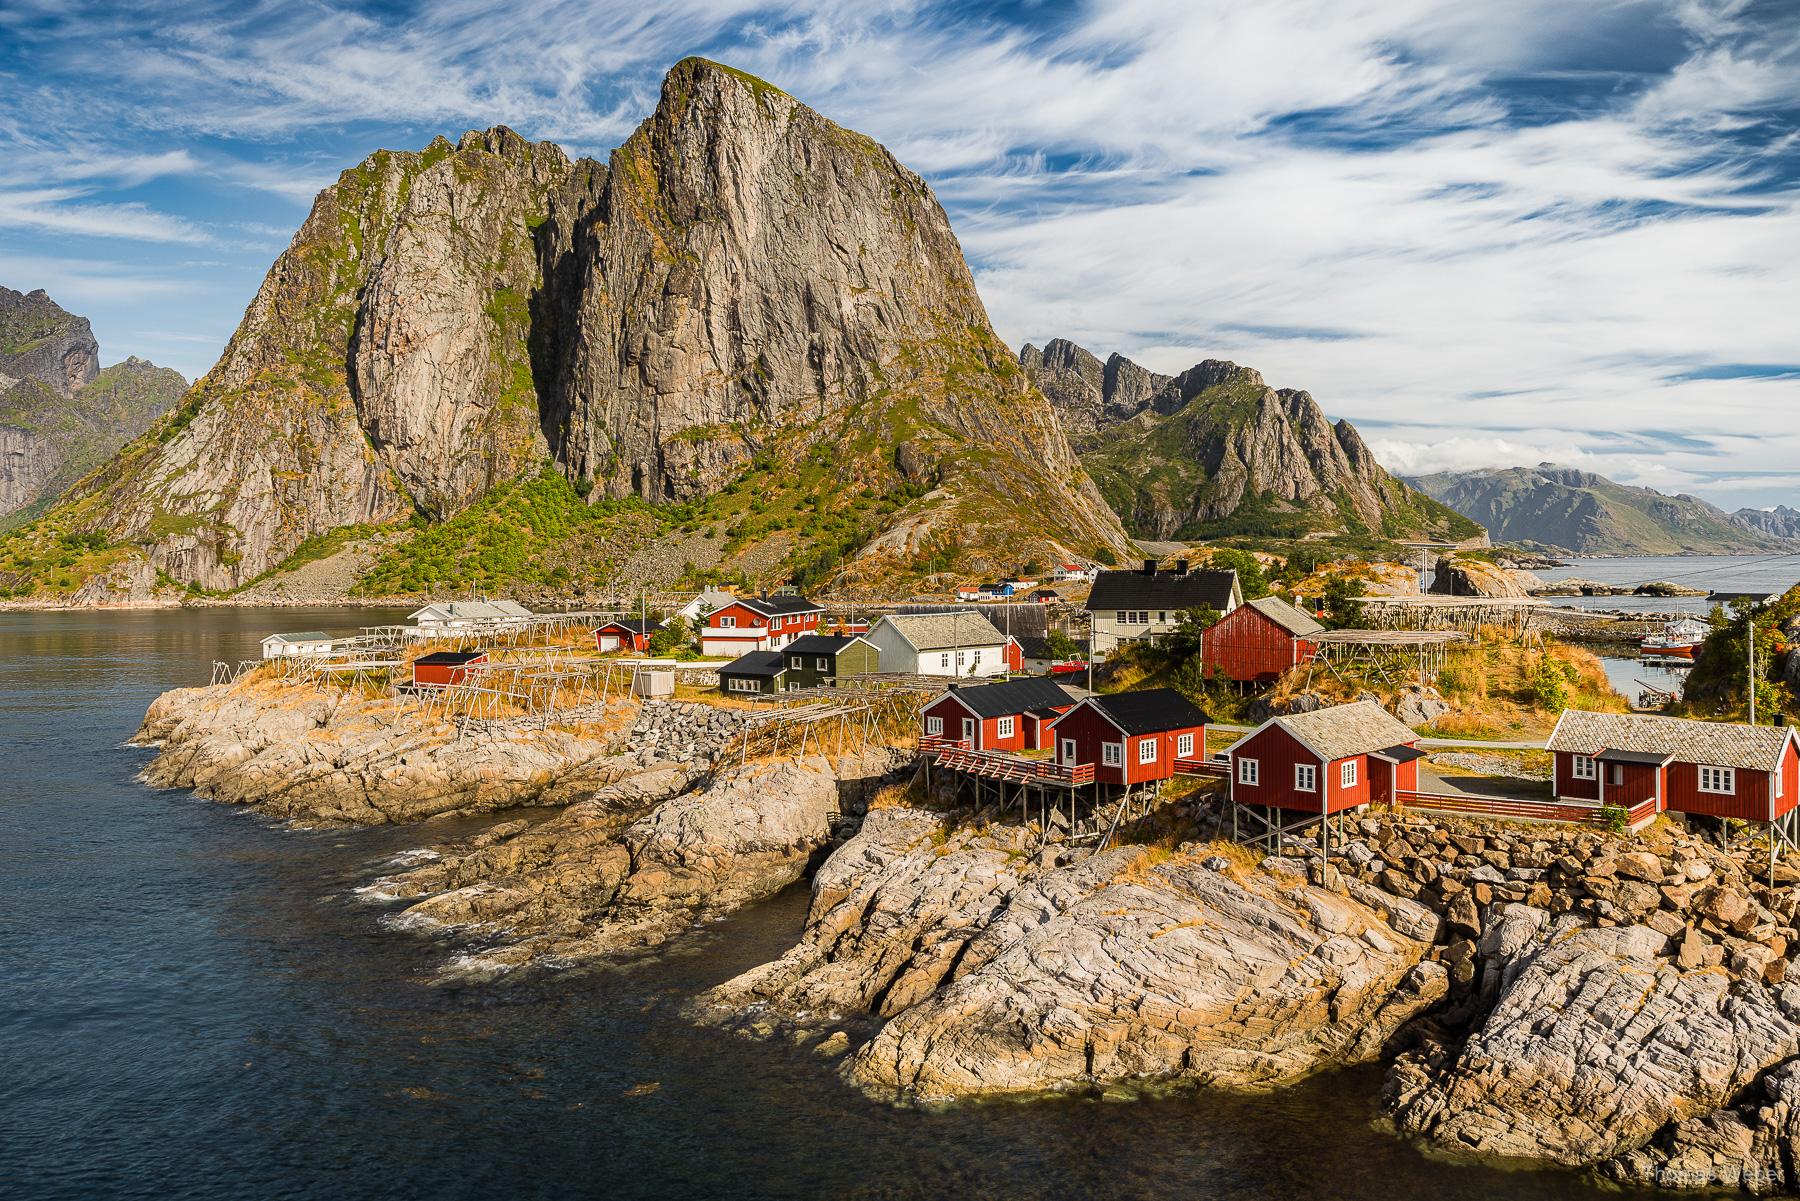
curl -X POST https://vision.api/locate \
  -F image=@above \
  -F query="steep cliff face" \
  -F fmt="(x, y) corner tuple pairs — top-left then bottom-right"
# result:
(59, 129), (573, 588)
(0, 287), (99, 397)
(1732, 504), (1800, 543)
(17, 59), (1126, 598)
(0, 285), (185, 524)
(1019, 338), (1169, 440)
(1026, 339), (1479, 544)
(539, 59), (1127, 574)
(1409, 466), (1786, 555)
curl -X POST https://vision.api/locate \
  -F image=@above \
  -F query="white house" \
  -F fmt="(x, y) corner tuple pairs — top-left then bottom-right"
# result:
(676, 588), (739, 624)
(865, 611), (1016, 678)
(260, 631), (339, 659)
(1086, 561), (1242, 656)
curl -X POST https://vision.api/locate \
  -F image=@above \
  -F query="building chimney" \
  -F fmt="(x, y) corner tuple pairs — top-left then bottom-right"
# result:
(1174, 558), (1190, 575)
(1142, 559), (1158, 576)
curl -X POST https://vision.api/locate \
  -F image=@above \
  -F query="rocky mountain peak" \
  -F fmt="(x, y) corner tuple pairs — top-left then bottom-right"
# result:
(1020, 337), (1170, 440)
(0, 285), (99, 397)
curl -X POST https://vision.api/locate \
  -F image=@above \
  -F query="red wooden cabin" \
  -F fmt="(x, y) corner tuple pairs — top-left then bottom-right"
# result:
(411, 650), (488, 689)
(595, 618), (661, 653)
(1047, 689), (1210, 786)
(1546, 710), (1800, 821)
(920, 677), (1079, 752)
(700, 594), (822, 656)
(1200, 596), (1324, 684)
(1229, 701), (1422, 814)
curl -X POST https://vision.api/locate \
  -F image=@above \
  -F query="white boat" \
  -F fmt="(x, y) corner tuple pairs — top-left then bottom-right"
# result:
(1640, 616), (1710, 660)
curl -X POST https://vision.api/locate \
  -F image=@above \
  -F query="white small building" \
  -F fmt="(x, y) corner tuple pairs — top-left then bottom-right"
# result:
(260, 631), (338, 659)
(407, 600), (534, 637)
(676, 588), (739, 624)
(866, 611), (1015, 678)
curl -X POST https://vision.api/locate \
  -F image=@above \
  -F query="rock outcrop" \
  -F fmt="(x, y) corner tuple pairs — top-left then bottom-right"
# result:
(0, 286), (184, 521)
(1389, 906), (1800, 1168)
(135, 675), (632, 824)
(1024, 338), (1482, 544)
(1019, 338), (1169, 439)
(376, 748), (908, 973)
(706, 811), (1440, 1101)
(1428, 554), (1535, 598)
(21, 58), (1130, 599)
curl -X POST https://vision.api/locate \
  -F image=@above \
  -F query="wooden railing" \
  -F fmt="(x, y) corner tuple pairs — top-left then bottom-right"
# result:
(918, 738), (1095, 786)
(1394, 790), (1660, 829)
(1175, 757), (1228, 777)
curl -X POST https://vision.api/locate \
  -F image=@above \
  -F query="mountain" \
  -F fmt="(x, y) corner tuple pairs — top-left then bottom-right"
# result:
(1732, 505), (1800, 542)
(7, 59), (1129, 601)
(0, 288), (185, 525)
(1408, 465), (1792, 555)
(1021, 340), (1482, 544)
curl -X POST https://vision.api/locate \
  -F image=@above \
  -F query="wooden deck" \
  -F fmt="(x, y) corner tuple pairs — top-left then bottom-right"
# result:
(1395, 789), (1659, 829)
(918, 736), (1095, 786)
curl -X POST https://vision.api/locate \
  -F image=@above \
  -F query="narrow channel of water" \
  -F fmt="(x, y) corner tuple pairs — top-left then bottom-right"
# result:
(1, 608), (1664, 1200)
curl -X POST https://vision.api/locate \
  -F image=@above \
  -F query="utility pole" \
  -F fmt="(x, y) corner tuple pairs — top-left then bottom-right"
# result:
(1750, 609), (1758, 724)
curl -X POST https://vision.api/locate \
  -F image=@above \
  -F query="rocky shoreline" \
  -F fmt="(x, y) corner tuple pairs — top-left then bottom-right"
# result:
(137, 676), (1800, 1191)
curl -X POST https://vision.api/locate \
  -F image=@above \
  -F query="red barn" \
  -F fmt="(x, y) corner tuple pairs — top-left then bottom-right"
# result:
(1200, 596), (1324, 684)
(595, 618), (661, 653)
(1546, 709), (1800, 822)
(700, 594), (822, 656)
(1229, 701), (1422, 814)
(411, 650), (488, 689)
(920, 677), (1079, 752)
(1047, 689), (1210, 786)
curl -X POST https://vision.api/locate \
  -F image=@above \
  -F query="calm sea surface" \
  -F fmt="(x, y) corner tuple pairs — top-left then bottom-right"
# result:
(0, 608), (1660, 1200)
(1536, 554), (1800, 614)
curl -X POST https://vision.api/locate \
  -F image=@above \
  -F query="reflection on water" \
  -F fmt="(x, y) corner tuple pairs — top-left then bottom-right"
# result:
(1, 608), (1664, 1200)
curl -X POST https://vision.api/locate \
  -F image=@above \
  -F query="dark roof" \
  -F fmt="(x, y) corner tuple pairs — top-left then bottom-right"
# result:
(720, 650), (787, 677)
(1709, 591), (1774, 605)
(599, 618), (661, 634)
(735, 594), (822, 617)
(1597, 748), (1675, 766)
(1077, 688), (1210, 734)
(414, 650), (486, 666)
(783, 634), (864, 657)
(1015, 635), (1088, 660)
(1086, 568), (1238, 612)
(939, 677), (1078, 719)
(1375, 744), (1428, 764)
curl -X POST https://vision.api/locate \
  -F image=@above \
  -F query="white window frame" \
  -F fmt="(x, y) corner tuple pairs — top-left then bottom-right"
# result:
(1138, 737), (1158, 764)
(1779, 768), (1786, 799)
(727, 676), (757, 692)
(791, 656), (804, 669)
(816, 656), (829, 670)
(939, 653), (951, 669)
(925, 716), (943, 735)
(1340, 760), (1358, 789)
(1102, 741), (1123, 767)
(1238, 757), (1259, 786)
(997, 716), (1015, 739)
(1699, 765), (1736, 794)
(1176, 732), (1194, 758)
(1571, 754), (1597, 781)
(1295, 763), (1317, 792)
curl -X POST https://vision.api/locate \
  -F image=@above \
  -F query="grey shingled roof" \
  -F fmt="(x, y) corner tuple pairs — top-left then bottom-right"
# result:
(1244, 596), (1325, 637)
(1547, 710), (1794, 771)
(875, 611), (1008, 652)
(1273, 701), (1420, 762)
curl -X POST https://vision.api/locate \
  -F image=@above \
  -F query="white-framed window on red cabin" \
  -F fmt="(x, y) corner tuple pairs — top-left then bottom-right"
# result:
(719, 615), (736, 628)
(1572, 754), (1597, 781)
(1176, 732), (1194, 758)
(1699, 765), (1736, 794)
(997, 716), (1015, 739)
(1340, 760), (1358, 789)
(925, 716), (943, 736)
(1102, 742), (1123, 767)
(1138, 738), (1157, 764)
(1237, 757), (1259, 786)
(1295, 763), (1317, 792)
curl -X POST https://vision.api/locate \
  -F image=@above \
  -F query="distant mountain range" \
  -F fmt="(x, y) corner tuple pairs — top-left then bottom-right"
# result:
(1408, 465), (1796, 555)
(1020, 337), (1481, 545)
(0, 287), (185, 527)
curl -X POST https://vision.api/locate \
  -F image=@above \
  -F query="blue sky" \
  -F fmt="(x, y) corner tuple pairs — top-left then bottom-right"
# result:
(2, 0), (1798, 508)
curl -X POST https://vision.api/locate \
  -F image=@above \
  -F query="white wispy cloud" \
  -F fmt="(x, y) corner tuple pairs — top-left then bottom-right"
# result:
(0, 187), (212, 243)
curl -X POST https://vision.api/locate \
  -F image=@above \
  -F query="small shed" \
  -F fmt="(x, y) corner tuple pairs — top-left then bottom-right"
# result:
(718, 650), (789, 695)
(1200, 596), (1324, 683)
(411, 650), (488, 689)
(920, 677), (1080, 752)
(596, 618), (662, 654)
(1229, 701), (1421, 814)
(778, 634), (880, 690)
(260, 631), (337, 659)
(1047, 689), (1210, 786)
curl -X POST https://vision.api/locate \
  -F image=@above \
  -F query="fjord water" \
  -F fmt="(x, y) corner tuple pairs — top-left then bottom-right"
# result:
(1, 609), (1649, 1201)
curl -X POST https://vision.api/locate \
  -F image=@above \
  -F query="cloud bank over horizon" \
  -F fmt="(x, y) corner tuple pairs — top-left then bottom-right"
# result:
(1, 0), (1795, 506)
